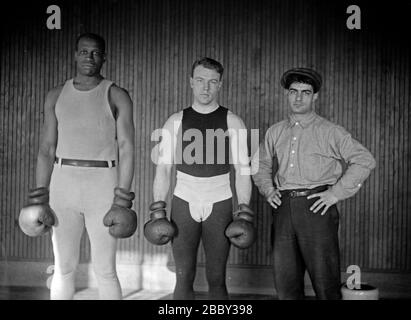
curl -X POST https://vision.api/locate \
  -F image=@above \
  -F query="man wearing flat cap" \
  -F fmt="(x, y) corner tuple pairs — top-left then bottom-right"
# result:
(251, 67), (376, 299)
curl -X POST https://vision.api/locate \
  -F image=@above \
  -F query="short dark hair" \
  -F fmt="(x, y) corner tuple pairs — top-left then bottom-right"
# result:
(283, 74), (318, 92)
(191, 57), (224, 79)
(75, 33), (106, 53)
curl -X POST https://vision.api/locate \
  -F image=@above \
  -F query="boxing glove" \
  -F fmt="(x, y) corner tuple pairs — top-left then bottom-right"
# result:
(225, 203), (256, 249)
(103, 187), (138, 239)
(19, 187), (56, 237)
(144, 201), (176, 245)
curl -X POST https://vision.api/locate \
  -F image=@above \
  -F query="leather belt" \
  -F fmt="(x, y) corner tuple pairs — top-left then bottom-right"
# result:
(280, 185), (328, 198)
(55, 157), (115, 168)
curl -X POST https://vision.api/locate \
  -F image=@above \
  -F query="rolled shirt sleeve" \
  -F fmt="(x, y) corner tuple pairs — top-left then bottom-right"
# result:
(328, 126), (376, 201)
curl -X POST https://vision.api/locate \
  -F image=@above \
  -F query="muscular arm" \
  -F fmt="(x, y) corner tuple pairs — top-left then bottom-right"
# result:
(35, 87), (62, 188)
(110, 85), (135, 191)
(152, 112), (182, 202)
(227, 112), (252, 205)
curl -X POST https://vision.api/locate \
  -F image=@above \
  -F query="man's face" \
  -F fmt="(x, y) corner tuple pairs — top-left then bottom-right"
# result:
(190, 65), (222, 106)
(287, 82), (318, 114)
(75, 37), (105, 76)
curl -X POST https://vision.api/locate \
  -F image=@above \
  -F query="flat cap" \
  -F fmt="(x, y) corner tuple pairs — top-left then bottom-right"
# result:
(281, 67), (322, 93)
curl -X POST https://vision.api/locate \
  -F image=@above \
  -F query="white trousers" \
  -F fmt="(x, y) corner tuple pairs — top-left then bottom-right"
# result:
(49, 164), (121, 300)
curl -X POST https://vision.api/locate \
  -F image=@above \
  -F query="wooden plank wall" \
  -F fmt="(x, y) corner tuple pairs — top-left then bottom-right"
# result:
(0, 0), (410, 274)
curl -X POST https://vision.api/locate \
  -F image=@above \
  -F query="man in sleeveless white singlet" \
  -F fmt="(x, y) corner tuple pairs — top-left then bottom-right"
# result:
(35, 33), (135, 300)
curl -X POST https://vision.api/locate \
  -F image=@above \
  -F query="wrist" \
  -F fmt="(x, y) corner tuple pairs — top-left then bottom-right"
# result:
(112, 187), (134, 208)
(238, 203), (252, 210)
(113, 196), (133, 209)
(329, 185), (343, 202)
(234, 204), (255, 221)
(328, 190), (339, 203)
(150, 200), (166, 209)
(149, 201), (168, 220)
(26, 187), (50, 206)
(263, 186), (276, 199)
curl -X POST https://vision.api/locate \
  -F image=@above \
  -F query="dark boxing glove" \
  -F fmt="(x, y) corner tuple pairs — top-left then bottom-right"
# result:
(144, 201), (176, 245)
(19, 187), (56, 237)
(225, 203), (256, 249)
(103, 187), (138, 239)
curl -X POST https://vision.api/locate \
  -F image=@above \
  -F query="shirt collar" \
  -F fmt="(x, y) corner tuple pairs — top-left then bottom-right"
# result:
(288, 111), (318, 128)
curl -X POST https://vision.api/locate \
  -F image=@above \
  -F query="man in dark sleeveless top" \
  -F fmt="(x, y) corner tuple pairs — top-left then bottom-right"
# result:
(19, 33), (136, 299)
(145, 57), (254, 299)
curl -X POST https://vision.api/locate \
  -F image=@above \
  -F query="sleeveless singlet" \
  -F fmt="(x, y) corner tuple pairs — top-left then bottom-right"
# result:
(176, 106), (230, 177)
(55, 79), (117, 161)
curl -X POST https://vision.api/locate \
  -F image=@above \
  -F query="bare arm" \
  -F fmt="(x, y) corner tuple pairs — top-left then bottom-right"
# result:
(35, 86), (62, 188)
(153, 164), (173, 202)
(152, 112), (182, 202)
(110, 85), (135, 191)
(227, 111), (252, 205)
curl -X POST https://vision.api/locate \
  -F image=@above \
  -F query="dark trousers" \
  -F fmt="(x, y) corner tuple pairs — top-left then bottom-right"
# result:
(272, 186), (342, 300)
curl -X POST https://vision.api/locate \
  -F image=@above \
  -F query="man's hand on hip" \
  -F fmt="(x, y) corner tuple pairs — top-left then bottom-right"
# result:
(307, 190), (338, 215)
(266, 189), (282, 209)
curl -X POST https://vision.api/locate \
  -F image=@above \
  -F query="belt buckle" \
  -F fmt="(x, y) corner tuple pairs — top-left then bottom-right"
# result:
(290, 191), (297, 198)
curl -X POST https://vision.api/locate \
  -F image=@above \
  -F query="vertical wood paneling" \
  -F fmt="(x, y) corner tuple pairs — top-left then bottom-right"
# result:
(0, 0), (410, 273)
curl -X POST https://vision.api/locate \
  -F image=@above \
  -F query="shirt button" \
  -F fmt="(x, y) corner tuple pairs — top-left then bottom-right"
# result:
(358, 183), (362, 187)
(293, 137), (297, 141)
(296, 122), (300, 126)
(290, 164), (294, 168)
(291, 150), (295, 154)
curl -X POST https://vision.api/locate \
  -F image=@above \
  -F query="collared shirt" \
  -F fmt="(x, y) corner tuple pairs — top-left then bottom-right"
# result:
(251, 111), (376, 201)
